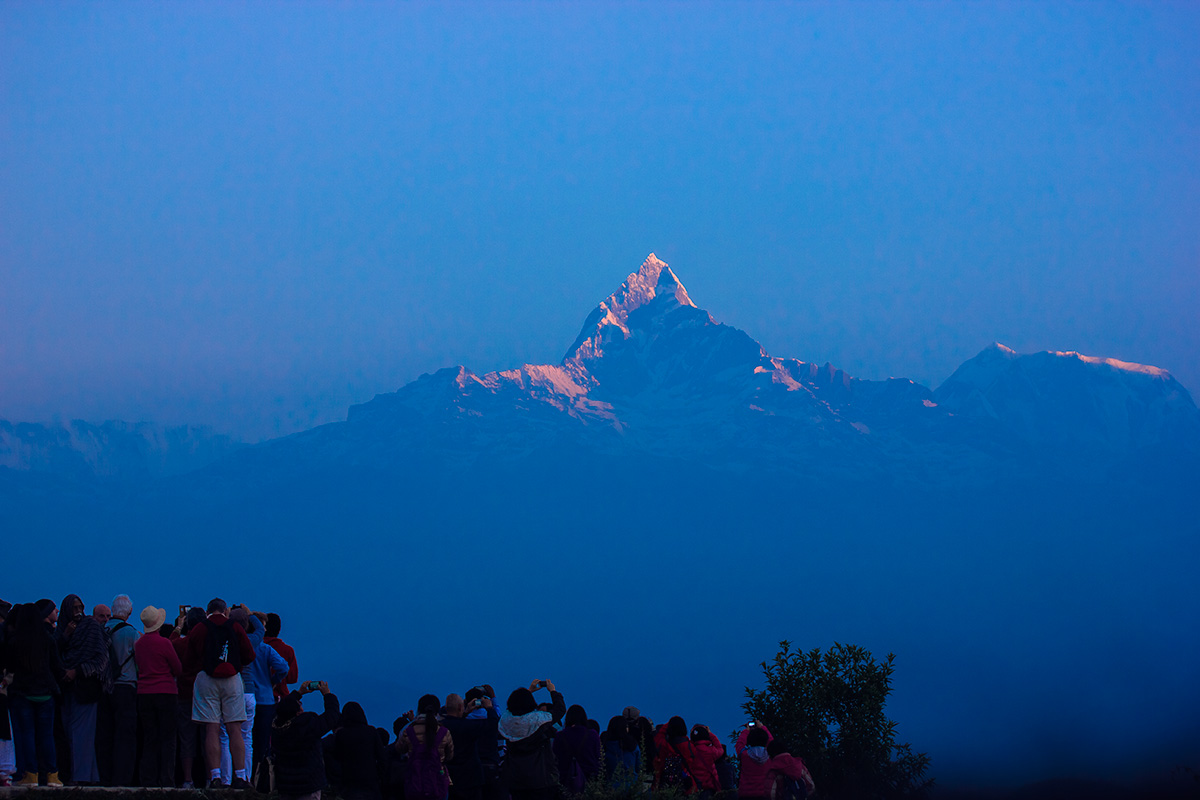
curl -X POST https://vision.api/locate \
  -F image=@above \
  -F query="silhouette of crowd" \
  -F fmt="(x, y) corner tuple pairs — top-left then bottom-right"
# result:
(0, 595), (815, 800)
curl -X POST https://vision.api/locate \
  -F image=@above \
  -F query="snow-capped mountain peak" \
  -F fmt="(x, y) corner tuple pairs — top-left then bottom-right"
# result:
(563, 253), (704, 364)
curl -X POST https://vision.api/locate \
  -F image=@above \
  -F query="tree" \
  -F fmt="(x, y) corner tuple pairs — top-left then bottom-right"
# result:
(741, 641), (933, 799)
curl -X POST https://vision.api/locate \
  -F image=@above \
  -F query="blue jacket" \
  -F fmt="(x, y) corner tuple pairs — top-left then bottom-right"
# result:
(247, 639), (289, 704)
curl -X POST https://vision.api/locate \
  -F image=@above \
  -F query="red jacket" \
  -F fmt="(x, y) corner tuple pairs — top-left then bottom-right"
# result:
(266, 636), (298, 702)
(182, 615), (255, 679)
(134, 633), (182, 694)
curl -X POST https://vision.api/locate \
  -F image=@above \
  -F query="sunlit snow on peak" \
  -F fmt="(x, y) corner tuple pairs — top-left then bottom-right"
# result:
(1049, 350), (1171, 379)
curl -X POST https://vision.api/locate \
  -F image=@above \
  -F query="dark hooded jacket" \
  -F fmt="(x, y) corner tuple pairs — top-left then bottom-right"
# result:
(56, 594), (108, 701)
(333, 701), (387, 799)
(273, 690), (341, 796)
(10, 605), (66, 698)
(442, 706), (500, 790)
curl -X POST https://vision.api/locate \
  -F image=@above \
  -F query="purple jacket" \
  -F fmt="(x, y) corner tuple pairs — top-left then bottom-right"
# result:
(553, 725), (602, 793)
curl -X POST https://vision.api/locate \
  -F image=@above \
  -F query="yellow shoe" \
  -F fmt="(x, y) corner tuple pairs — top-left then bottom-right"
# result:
(16, 772), (39, 786)
(46, 772), (63, 787)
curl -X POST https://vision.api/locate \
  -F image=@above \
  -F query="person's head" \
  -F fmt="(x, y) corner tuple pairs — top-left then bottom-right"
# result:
(606, 716), (629, 741)
(588, 719), (601, 734)
(564, 704), (588, 728)
(622, 706), (640, 721)
(747, 727), (769, 748)
(92, 604), (111, 625)
(507, 687), (536, 716)
(206, 597), (227, 615)
(666, 716), (687, 738)
(276, 694), (302, 723)
(444, 694), (465, 718)
(464, 686), (486, 706)
(229, 606), (250, 630)
(690, 724), (710, 744)
(417, 694), (440, 717)
(5, 603), (26, 635)
(60, 594), (84, 623)
(35, 598), (58, 624)
(183, 606), (206, 634)
(140, 606), (167, 634)
(393, 716), (407, 737)
(377, 727), (390, 746)
(766, 739), (789, 758)
(265, 612), (282, 638)
(341, 702), (368, 726)
(111, 595), (132, 621)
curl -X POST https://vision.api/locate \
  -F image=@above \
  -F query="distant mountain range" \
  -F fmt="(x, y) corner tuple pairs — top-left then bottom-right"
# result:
(3, 253), (1197, 488)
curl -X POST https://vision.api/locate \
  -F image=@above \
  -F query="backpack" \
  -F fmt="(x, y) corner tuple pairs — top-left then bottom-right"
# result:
(104, 620), (134, 689)
(404, 724), (450, 800)
(201, 618), (243, 676)
(773, 773), (806, 800)
(660, 741), (696, 793)
(565, 754), (586, 795)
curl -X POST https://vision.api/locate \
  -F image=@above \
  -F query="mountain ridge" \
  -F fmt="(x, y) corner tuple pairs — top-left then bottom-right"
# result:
(3, 254), (1197, 486)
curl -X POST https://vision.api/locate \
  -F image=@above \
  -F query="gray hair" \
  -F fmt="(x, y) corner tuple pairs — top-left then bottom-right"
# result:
(111, 595), (133, 619)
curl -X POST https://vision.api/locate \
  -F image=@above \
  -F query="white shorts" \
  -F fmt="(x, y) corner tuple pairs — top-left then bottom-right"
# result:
(192, 672), (247, 724)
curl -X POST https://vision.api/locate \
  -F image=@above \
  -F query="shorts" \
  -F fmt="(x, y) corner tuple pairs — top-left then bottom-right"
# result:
(192, 672), (247, 724)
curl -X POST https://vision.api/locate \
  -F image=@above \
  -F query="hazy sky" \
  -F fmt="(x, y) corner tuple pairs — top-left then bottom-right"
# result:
(3, 2), (1198, 441)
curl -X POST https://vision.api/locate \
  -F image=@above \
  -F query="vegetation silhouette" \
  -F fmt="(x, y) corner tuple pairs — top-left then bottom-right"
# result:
(741, 641), (933, 800)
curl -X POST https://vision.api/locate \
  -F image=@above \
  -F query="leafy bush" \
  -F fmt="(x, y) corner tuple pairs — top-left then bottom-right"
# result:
(741, 641), (933, 799)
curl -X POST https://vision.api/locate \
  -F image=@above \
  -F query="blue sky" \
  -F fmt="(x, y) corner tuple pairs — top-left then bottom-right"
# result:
(3, 2), (1198, 440)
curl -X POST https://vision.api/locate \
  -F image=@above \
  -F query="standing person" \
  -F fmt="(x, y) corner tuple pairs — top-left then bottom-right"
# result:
(498, 680), (565, 800)
(552, 705), (600, 795)
(8, 601), (65, 786)
(687, 725), (726, 799)
(395, 693), (454, 800)
(601, 716), (639, 791)
(272, 680), (340, 800)
(0, 600), (15, 787)
(464, 686), (506, 800)
(333, 701), (387, 800)
(735, 722), (774, 800)
(98, 594), (138, 786)
(247, 616), (290, 791)
(56, 594), (107, 786)
(134, 606), (181, 787)
(217, 606), (264, 784)
(442, 692), (499, 800)
(182, 598), (256, 789)
(171, 606), (206, 788)
(264, 614), (299, 703)
(653, 717), (702, 794)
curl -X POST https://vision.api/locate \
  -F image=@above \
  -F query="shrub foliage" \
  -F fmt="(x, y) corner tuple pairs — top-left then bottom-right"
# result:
(741, 641), (933, 799)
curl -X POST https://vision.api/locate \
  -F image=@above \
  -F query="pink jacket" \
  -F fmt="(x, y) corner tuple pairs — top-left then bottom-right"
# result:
(690, 732), (727, 791)
(766, 753), (816, 799)
(735, 724), (774, 797)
